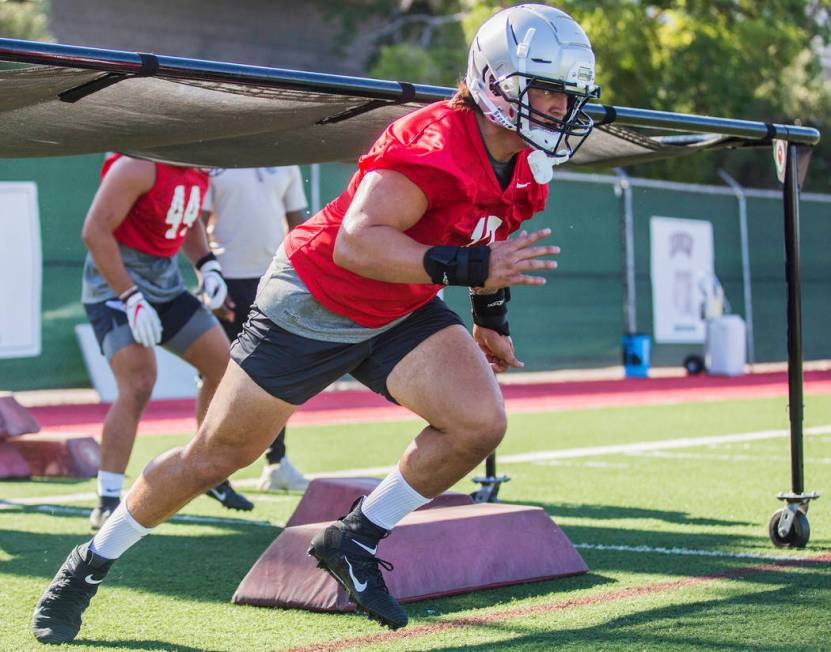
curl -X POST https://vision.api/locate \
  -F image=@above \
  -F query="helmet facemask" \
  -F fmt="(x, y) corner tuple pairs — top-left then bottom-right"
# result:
(497, 74), (597, 161)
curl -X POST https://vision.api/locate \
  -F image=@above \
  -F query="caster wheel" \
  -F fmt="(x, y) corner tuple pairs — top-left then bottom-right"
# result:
(768, 508), (811, 548)
(683, 354), (705, 375)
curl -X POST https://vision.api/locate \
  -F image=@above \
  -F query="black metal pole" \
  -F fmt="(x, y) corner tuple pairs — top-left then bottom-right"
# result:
(485, 453), (496, 479)
(783, 143), (804, 495)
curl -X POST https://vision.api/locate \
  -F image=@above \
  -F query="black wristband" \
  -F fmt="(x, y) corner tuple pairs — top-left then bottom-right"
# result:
(118, 285), (139, 302)
(423, 246), (490, 287)
(195, 252), (217, 270)
(470, 288), (511, 336)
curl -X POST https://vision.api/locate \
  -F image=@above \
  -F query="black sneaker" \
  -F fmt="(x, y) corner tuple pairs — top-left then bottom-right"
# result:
(206, 480), (254, 511)
(307, 498), (408, 630)
(89, 495), (120, 531)
(32, 543), (114, 644)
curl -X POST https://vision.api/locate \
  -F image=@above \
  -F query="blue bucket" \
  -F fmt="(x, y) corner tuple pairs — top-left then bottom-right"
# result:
(622, 334), (651, 378)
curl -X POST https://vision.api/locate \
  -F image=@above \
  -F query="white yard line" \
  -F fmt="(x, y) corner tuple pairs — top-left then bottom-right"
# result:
(4, 503), (815, 564)
(4, 424), (828, 506)
(2, 503), (276, 528)
(498, 425), (831, 465)
(573, 543), (817, 563)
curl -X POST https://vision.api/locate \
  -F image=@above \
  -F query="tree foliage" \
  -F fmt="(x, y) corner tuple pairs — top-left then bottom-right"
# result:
(0, 0), (51, 41)
(320, 1), (831, 190)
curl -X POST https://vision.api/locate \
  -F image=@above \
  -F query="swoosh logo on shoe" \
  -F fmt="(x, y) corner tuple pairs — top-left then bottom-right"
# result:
(352, 539), (377, 555)
(210, 490), (227, 501)
(344, 558), (367, 593)
(85, 574), (104, 585)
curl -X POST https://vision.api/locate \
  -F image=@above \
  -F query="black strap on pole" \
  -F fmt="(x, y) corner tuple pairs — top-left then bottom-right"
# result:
(58, 53), (160, 103)
(783, 142), (805, 495)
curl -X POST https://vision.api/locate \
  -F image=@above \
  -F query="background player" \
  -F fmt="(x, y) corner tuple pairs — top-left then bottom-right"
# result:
(80, 154), (252, 530)
(202, 166), (310, 491)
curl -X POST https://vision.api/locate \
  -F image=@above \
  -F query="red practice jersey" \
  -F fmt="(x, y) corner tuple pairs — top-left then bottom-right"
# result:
(284, 101), (549, 327)
(105, 154), (209, 258)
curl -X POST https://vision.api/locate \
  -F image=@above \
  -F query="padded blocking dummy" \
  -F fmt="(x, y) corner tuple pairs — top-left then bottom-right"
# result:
(286, 477), (474, 528)
(0, 394), (41, 440)
(234, 503), (588, 611)
(0, 442), (32, 478)
(10, 435), (100, 477)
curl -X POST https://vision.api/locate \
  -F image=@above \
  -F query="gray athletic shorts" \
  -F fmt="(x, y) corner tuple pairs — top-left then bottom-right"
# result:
(84, 291), (220, 361)
(230, 297), (464, 405)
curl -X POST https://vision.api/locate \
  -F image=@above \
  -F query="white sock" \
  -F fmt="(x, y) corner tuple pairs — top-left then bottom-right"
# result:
(97, 471), (125, 498)
(89, 501), (152, 560)
(361, 466), (430, 530)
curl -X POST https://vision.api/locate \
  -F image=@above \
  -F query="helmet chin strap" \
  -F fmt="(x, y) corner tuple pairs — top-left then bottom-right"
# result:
(527, 148), (569, 184)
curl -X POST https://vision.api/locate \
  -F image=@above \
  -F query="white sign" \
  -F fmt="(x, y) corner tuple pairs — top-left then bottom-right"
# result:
(650, 217), (714, 343)
(0, 182), (41, 358)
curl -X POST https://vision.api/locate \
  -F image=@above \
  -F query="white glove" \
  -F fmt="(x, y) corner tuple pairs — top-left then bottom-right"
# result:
(124, 291), (162, 347)
(198, 259), (228, 310)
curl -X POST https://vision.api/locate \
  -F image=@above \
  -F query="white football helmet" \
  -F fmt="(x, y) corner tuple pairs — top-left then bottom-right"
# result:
(466, 4), (600, 170)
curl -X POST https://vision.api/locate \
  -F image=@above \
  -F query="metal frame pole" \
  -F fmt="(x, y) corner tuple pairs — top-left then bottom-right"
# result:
(310, 163), (321, 215)
(783, 143), (804, 494)
(614, 168), (637, 334)
(718, 170), (755, 365)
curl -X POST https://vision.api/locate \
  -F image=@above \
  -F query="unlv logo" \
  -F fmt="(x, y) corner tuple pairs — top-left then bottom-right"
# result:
(469, 215), (503, 245)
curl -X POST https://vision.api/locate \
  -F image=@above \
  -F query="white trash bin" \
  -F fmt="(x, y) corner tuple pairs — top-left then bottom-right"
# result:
(705, 315), (746, 376)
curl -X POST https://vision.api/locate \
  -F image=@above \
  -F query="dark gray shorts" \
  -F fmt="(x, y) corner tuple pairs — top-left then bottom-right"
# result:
(230, 297), (464, 405)
(85, 291), (219, 361)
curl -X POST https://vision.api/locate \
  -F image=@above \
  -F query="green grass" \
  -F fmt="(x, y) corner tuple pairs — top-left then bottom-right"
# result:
(1, 394), (830, 650)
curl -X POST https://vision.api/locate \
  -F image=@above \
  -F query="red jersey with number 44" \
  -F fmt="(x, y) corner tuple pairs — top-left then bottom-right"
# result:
(284, 100), (549, 328)
(105, 154), (209, 258)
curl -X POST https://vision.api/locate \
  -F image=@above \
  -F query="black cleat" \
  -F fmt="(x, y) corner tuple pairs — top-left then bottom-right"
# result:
(32, 543), (114, 644)
(89, 495), (120, 531)
(206, 479), (254, 511)
(308, 498), (407, 630)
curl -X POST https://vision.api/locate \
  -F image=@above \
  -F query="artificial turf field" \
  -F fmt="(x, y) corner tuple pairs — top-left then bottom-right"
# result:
(1, 393), (830, 651)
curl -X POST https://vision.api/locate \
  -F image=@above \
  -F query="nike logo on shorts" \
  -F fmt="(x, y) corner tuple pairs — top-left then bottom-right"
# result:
(85, 574), (104, 585)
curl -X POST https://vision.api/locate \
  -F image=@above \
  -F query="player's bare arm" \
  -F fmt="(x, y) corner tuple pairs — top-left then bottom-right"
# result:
(180, 216), (212, 264)
(334, 170), (558, 286)
(81, 157), (155, 296)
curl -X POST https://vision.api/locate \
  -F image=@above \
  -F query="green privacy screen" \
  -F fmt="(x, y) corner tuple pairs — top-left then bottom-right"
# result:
(0, 159), (828, 390)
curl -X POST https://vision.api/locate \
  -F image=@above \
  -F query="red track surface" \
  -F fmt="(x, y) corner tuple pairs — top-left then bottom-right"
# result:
(24, 370), (831, 437)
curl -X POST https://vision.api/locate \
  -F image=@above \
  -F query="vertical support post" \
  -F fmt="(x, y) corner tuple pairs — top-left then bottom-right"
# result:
(783, 143), (804, 495)
(614, 168), (636, 334)
(485, 452), (496, 479)
(310, 163), (321, 214)
(718, 169), (755, 365)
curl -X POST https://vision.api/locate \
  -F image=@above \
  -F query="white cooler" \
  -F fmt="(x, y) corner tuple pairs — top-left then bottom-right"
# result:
(705, 315), (746, 376)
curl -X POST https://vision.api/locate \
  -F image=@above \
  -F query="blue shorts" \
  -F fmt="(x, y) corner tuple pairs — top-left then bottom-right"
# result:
(230, 297), (463, 405)
(84, 291), (219, 361)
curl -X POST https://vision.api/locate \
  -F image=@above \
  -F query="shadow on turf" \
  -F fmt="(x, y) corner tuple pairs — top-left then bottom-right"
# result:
(420, 574), (829, 651)
(1, 524), (281, 604)
(524, 500), (754, 527)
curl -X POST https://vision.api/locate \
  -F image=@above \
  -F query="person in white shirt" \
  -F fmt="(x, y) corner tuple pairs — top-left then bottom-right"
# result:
(201, 166), (310, 491)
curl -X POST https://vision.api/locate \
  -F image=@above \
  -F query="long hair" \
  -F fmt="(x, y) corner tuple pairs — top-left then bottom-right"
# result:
(450, 79), (480, 112)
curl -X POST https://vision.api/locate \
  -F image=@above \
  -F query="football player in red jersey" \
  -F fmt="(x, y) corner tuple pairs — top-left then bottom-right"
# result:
(33, 5), (599, 642)
(73, 154), (253, 532)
